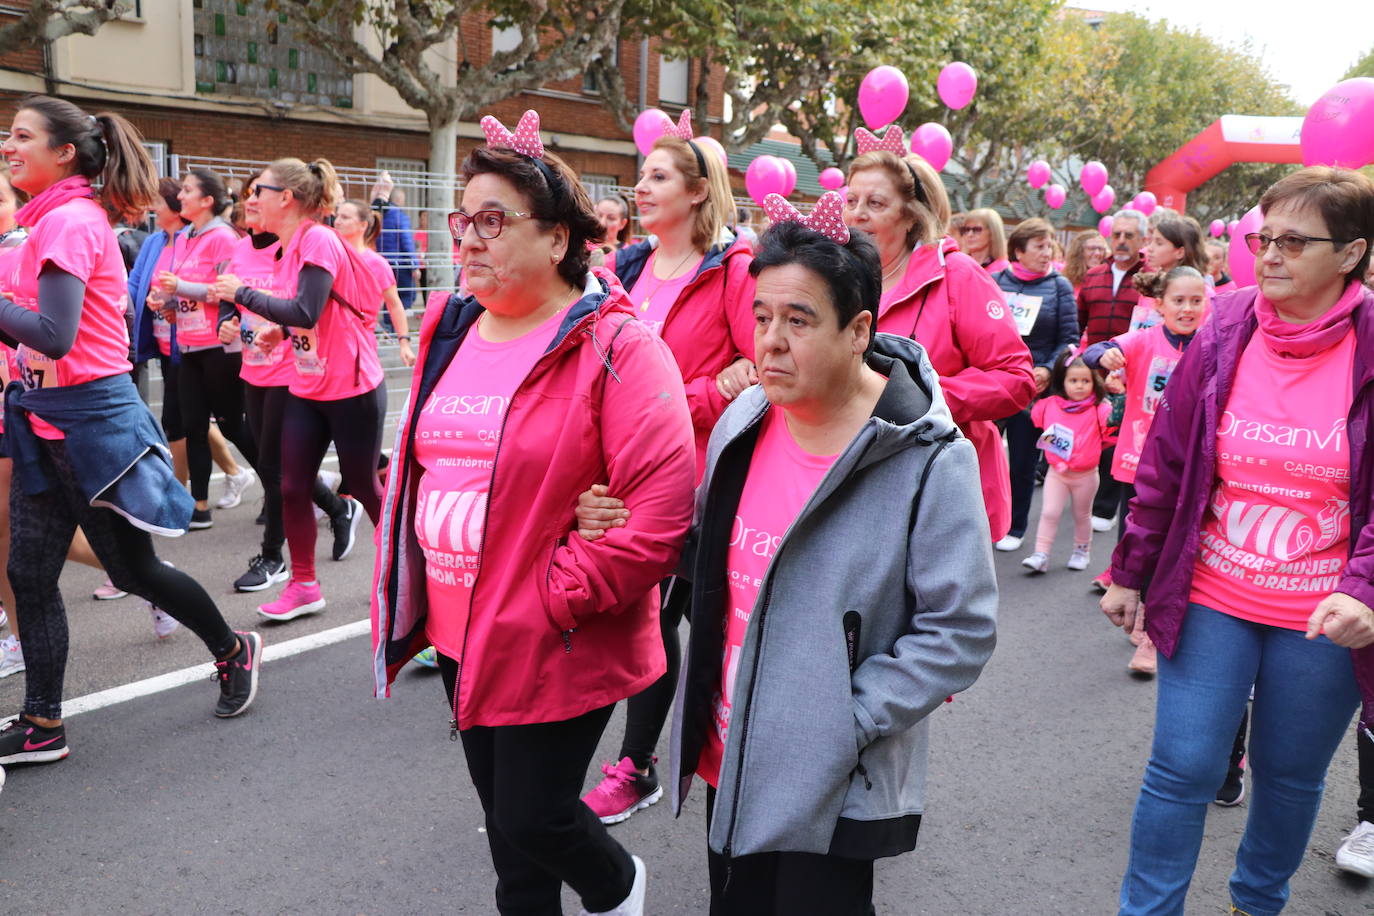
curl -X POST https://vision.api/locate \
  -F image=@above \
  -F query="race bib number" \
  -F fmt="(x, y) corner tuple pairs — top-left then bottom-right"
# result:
(241, 312), (283, 368)
(1039, 422), (1075, 463)
(1142, 354), (1178, 415)
(16, 345), (56, 390)
(175, 297), (209, 333)
(153, 314), (172, 346)
(1129, 303), (1162, 332)
(1003, 291), (1043, 337)
(290, 326), (325, 376)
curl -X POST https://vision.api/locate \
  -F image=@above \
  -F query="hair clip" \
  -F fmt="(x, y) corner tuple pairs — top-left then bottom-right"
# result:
(480, 110), (544, 159)
(854, 125), (907, 156)
(761, 191), (850, 244)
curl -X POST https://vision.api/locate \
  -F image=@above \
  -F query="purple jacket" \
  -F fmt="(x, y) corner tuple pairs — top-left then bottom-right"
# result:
(1112, 283), (1374, 724)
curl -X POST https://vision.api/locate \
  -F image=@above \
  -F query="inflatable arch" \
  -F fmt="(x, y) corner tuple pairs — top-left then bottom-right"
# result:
(1144, 115), (1303, 211)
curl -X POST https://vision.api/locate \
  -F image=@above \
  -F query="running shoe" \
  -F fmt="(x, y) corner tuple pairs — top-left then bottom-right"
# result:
(0, 715), (69, 765)
(92, 578), (129, 600)
(257, 580), (325, 622)
(1020, 552), (1049, 574)
(577, 855), (646, 916)
(1067, 545), (1091, 571)
(331, 497), (363, 561)
(1091, 515), (1116, 533)
(0, 762), (5, 794)
(582, 757), (664, 825)
(215, 468), (257, 510)
(189, 508), (213, 530)
(1091, 569), (1112, 593)
(1336, 821), (1374, 877)
(213, 630), (262, 718)
(149, 604), (180, 639)
(411, 646), (439, 668)
(994, 535), (1023, 552)
(0, 636), (23, 679)
(234, 554), (288, 593)
(1214, 755), (1246, 807)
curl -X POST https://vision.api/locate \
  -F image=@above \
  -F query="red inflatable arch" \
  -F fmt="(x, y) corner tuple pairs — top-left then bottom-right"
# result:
(1144, 116), (1303, 211)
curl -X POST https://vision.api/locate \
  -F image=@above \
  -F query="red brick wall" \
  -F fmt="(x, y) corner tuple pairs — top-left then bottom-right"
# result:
(0, 13), (48, 75)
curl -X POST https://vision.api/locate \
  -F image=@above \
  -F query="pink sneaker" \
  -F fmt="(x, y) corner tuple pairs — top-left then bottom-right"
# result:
(582, 756), (663, 825)
(257, 580), (326, 622)
(1128, 637), (1158, 677)
(92, 578), (128, 601)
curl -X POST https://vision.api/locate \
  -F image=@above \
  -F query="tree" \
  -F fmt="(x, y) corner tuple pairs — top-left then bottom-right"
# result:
(0, 0), (129, 56)
(1344, 42), (1374, 80)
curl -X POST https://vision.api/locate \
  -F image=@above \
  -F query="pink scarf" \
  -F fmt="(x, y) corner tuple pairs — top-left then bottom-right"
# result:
(15, 175), (94, 228)
(1255, 280), (1363, 359)
(1010, 262), (1051, 282)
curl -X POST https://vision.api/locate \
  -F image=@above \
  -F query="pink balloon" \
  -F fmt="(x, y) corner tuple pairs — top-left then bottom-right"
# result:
(858, 65), (910, 130)
(1209, 219), (1226, 238)
(937, 62), (978, 111)
(1079, 161), (1109, 197)
(1098, 216), (1113, 239)
(1301, 77), (1374, 168)
(1044, 184), (1066, 210)
(910, 122), (953, 172)
(692, 135), (727, 169)
(1090, 185), (1116, 214)
(1227, 206), (1263, 286)
(633, 108), (669, 156)
(1132, 191), (1157, 216)
(818, 167), (845, 190)
(745, 156), (788, 204)
(1026, 160), (1051, 189)
(1227, 220), (1239, 236)
(777, 158), (797, 197)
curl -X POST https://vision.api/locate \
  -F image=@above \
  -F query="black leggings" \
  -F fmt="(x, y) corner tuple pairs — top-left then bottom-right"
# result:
(243, 383), (346, 561)
(280, 386), (384, 582)
(178, 347), (257, 501)
(10, 438), (238, 720)
(619, 577), (689, 770)
(158, 355), (185, 442)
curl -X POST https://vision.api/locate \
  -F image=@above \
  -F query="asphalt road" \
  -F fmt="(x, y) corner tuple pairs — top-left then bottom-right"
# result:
(0, 418), (1372, 914)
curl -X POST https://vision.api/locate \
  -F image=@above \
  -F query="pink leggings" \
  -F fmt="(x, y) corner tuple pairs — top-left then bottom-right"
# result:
(1034, 467), (1099, 554)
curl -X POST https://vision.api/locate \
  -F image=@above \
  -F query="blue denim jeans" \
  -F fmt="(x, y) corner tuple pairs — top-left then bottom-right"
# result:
(1119, 603), (1360, 916)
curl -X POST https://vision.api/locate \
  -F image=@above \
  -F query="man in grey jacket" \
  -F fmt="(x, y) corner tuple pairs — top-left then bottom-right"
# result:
(577, 214), (999, 914)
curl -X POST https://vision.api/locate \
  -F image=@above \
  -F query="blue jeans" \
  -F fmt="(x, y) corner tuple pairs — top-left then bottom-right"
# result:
(1119, 603), (1359, 916)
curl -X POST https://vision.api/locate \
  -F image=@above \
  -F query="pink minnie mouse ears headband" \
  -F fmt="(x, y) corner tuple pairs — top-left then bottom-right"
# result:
(654, 108), (709, 177)
(479, 109), (564, 192)
(851, 124), (928, 207)
(760, 191), (850, 245)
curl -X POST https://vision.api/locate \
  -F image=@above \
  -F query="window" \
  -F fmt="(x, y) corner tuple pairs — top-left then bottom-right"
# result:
(581, 173), (620, 206)
(193, 1), (353, 108)
(143, 140), (169, 178)
(658, 55), (689, 106)
(582, 42), (619, 95)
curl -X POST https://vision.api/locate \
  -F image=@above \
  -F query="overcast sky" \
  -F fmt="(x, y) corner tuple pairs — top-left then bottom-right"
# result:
(1088, 0), (1373, 106)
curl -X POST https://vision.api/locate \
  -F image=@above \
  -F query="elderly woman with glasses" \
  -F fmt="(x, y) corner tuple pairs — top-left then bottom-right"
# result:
(1101, 166), (1374, 916)
(371, 112), (695, 916)
(957, 207), (1010, 275)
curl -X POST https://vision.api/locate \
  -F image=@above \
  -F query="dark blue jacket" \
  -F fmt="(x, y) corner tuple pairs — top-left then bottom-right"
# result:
(377, 205), (417, 269)
(128, 230), (178, 365)
(992, 267), (1078, 369)
(4, 374), (193, 536)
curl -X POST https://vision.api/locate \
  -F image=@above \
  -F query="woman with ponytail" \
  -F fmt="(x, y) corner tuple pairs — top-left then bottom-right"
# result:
(0, 97), (262, 769)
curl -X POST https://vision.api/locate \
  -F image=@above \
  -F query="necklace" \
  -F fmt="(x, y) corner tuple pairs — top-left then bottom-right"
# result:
(881, 247), (913, 286)
(640, 248), (700, 313)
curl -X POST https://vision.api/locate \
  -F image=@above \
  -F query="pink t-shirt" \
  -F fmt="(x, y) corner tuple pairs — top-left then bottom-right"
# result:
(697, 408), (836, 788)
(1109, 325), (1189, 484)
(626, 252), (702, 337)
(230, 235), (293, 388)
(359, 247), (396, 333)
(168, 223), (237, 349)
(413, 309), (564, 658)
(1030, 395), (1113, 473)
(1189, 329), (1355, 630)
(273, 223), (384, 401)
(1, 197), (132, 439)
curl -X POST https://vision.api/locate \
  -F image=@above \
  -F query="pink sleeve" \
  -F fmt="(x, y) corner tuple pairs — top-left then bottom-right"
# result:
(1030, 398), (1047, 428)
(940, 259), (1037, 423)
(297, 225), (345, 276)
(369, 252), (397, 290)
(34, 209), (101, 282)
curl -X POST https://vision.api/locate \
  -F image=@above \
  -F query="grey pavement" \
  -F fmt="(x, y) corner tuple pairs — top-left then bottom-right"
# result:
(1, 449), (1373, 913)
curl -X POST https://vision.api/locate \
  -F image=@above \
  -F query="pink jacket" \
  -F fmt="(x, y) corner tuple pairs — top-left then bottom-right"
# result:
(880, 238), (1036, 540)
(371, 272), (697, 727)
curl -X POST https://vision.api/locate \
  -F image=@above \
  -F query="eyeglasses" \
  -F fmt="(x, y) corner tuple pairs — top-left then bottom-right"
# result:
(1244, 232), (1349, 258)
(250, 184), (287, 198)
(449, 209), (534, 241)
(959, 225), (985, 235)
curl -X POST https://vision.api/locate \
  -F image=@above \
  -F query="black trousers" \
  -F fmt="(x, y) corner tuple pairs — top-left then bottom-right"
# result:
(1004, 407), (1040, 539)
(704, 786), (875, 916)
(1092, 445), (1122, 519)
(177, 347), (257, 501)
(439, 654), (635, 916)
(619, 577), (688, 769)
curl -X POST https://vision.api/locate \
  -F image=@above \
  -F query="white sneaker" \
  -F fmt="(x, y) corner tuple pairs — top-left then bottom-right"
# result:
(0, 635), (23, 678)
(1336, 821), (1374, 877)
(578, 855), (645, 916)
(0, 762), (5, 795)
(149, 604), (180, 639)
(1021, 552), (1049, 573)
(1091, 515), (1116, 532)
(216, 468), (257, 510)
(1067, 545), (1091, 571)
(994, 535), (1023, 552)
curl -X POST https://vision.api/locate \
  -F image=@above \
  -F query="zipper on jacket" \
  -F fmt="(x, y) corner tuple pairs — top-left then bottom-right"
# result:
(722, 582), (775, 863)
(449, 669), (461, 742)
(546, 538), (575, 653)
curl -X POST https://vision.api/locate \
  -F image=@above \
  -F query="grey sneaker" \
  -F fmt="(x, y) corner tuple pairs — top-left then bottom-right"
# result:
(215, 468), (256, 510)
(1067, 545), (1091, 571)
(1021, 552), (1049, 573)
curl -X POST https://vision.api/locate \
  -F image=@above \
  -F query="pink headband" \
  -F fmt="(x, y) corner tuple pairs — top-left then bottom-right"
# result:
(854, 125), (907, 156)
(480, 110), (544, 159)
(761, 191), (850, 244)
(660, 108), (693, 140)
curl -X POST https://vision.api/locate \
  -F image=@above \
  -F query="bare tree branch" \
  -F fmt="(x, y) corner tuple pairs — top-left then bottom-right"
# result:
(0, 0), (130, 55)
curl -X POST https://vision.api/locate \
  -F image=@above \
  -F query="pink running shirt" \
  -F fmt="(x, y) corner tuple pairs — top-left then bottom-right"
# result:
(1, 197), (132, 439)
(147, 242), (175, 357)
(414, 308), (565, 659)
(358, 247), (396, 333)
(697, 407), (836, 788)
(273, 223), (384, 401)
(626, 251), (702, 337)
(1030, 395), (1113, 473)
(1189, 329), (1355, 630)
(229, 235), (293, 388)
(168, 223), (237, 349)
(1109, 325), (1188, 484)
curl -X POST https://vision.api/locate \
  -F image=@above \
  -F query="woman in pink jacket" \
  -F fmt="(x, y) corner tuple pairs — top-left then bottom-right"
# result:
(844, 148), (1035, 539)
(371, 111), (696, 916)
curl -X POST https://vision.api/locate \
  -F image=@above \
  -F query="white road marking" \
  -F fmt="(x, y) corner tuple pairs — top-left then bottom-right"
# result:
(62, 618), (372, 719)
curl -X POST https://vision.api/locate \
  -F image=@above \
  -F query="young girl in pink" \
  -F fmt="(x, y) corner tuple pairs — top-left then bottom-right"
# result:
(1022, 350), (1114, 573)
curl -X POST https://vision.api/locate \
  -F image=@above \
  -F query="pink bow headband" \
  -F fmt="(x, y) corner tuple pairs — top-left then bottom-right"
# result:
(480, 109), (566, 192)
(652, 108), (709, 176)
(760, 191), (850, 244)
(854, 125), (907, 156)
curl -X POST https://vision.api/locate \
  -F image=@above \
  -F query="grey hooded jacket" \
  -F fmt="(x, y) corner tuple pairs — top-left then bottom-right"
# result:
(669, 332), (999, 860)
